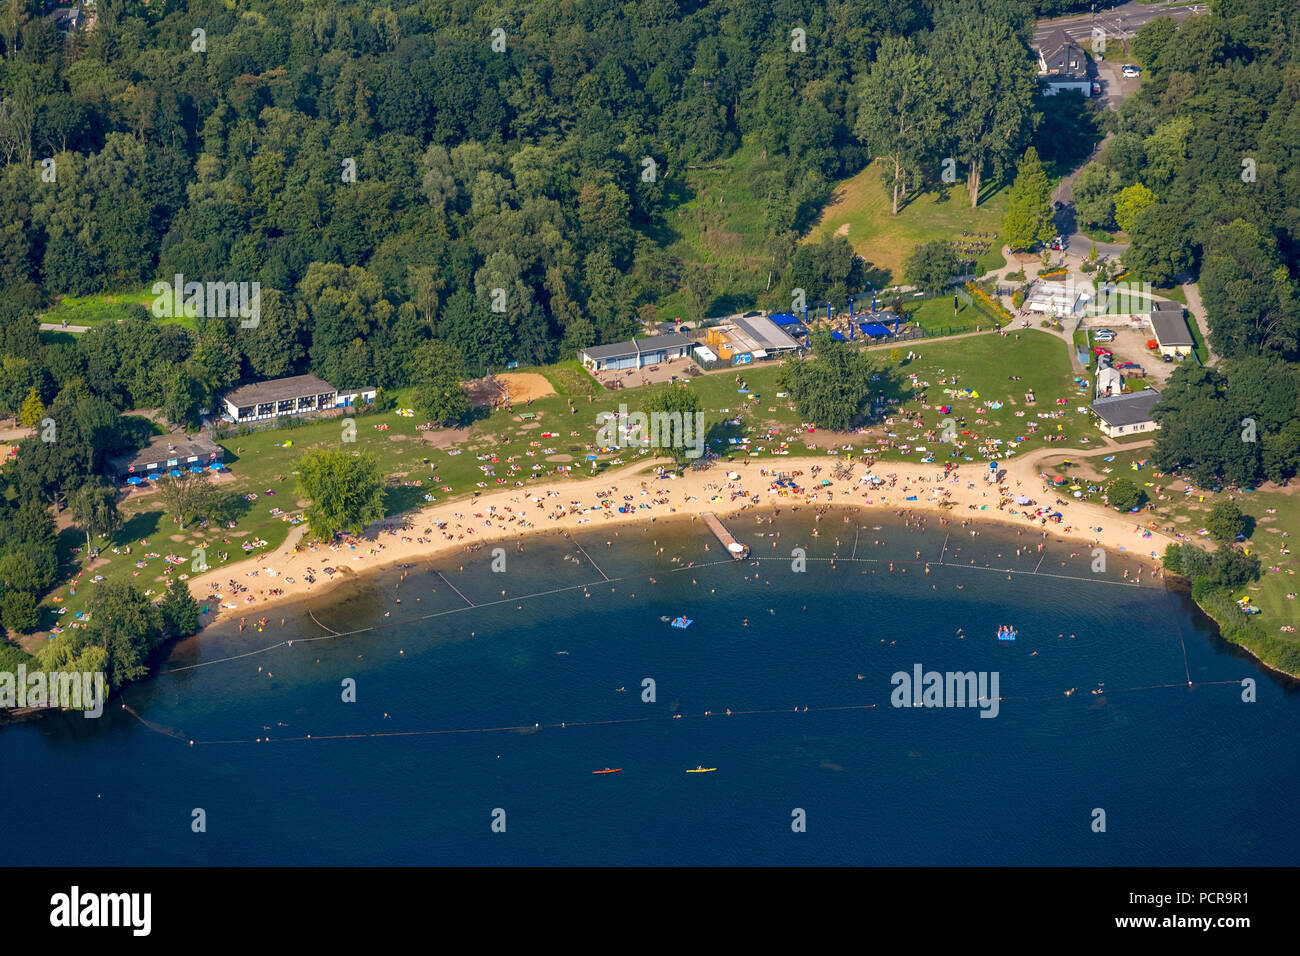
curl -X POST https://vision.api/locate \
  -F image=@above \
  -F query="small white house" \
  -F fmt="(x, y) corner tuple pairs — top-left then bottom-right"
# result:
(1091, 389), (1162, 438)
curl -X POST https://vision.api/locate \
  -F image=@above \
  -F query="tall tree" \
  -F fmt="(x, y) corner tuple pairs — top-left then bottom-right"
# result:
(68, 480), (121, 556)
(411, 339), (471, 426)
(854, 36), (940, 216)
(1002, 147), (1056, 251)
(155, 470), (218, 532)
(296, 448), (386, 543)
(931, 0), (1039, 208)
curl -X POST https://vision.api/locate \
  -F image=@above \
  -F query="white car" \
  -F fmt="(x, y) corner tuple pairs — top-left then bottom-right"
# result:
(1093, 329), (1117, 342)
(1122, 64), (1140, 78)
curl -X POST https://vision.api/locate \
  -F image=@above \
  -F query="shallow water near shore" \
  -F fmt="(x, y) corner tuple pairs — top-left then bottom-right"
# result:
(3, 509), (1297, 865)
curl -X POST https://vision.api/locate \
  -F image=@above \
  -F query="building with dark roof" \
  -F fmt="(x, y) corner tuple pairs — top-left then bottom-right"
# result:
(108, 434), (224, 481)
(1090, 388), (1162, 438)
(579, 333), (694, 372)
(1037, 28), (1090, 96)
(1146, 301), (1194, 358)
(221, 374), (338, 423)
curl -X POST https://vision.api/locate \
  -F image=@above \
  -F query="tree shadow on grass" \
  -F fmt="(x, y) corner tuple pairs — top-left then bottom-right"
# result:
(115, 510), (162, 546)
(383, 484), (429, 517)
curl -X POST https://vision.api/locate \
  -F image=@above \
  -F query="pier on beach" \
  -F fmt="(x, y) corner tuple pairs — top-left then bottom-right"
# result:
(701, 512), (749, 559)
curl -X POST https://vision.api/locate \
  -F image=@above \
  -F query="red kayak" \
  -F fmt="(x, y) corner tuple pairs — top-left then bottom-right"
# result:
(592, 768), (622, 774)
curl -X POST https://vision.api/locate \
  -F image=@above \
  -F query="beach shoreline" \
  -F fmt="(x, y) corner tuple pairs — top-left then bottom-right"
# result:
(187, 455), (1172, 629)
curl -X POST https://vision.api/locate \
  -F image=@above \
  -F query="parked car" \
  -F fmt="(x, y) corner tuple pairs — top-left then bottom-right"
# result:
(1122, 64), (1140, 78)
(1093, 346), (1113, 356)
(1093, 329), (1117, 342)
(1091, 80), (1102, 96)
(1162, 353), (1173, 362)
(1117, 361), (1142, 370)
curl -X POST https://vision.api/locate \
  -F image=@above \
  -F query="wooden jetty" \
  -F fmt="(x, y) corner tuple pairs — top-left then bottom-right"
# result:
(701, 512), (749, 559)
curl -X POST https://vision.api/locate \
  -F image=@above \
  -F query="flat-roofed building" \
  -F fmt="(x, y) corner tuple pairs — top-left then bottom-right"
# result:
(705, 313), (801, 365)
(221, 374), (338, 423)
(579, 333), (694, 372)
(1025, 279), (1085, 316)
(109, 434), (224, 481)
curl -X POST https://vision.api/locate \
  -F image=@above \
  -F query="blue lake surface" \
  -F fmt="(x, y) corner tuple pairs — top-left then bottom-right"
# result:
(3, 509), (1296, 865)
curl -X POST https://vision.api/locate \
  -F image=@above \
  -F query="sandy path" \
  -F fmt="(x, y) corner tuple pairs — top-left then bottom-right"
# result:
(187, 450), (1171, 626)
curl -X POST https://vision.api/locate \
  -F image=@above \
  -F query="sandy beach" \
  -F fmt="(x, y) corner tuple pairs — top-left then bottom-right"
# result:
(186, 451), (1172, 626)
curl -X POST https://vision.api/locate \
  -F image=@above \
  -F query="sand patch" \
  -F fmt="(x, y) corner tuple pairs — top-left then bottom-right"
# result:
(546, 454), (574, 462)
(834, 223), (850, 237)
(169, 534), (186, 543)
(387, 433), (409, 441)
(420, 427), (467, 449)
(464, 372), (556, 408)
(520, 422), (541, 430)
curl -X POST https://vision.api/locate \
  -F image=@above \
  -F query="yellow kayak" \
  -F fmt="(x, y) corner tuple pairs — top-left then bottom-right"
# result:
(686, 766), (717, 773)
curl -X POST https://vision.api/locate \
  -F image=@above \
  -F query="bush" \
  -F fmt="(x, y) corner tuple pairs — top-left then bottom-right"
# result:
(1011, 289), (1026, 309)
(1206, 501), (1247, 543)
(1105, 477), (1147, 511)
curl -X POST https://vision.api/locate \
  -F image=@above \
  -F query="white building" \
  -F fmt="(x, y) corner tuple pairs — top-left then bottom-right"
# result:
(221, 374), (338, 423)
(1025, 279), (1086, 316)
(1091, 389), (1162, 439)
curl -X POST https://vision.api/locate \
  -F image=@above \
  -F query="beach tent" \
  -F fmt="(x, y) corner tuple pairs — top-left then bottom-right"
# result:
(1015, 495), (1031, 504)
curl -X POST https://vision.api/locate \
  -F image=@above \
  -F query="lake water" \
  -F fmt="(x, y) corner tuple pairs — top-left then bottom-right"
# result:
(3, 508), (1296, 865)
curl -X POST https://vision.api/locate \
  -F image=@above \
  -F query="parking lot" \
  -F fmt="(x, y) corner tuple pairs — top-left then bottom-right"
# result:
(1086, 325), (1180, 385)
(1094, 59), (1140, 111)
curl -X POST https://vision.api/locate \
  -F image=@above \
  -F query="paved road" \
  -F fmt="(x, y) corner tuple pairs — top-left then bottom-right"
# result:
(1039, 3), (1198, 260)
(1033, 0), (1202, 49)
(39, 323), (90, 333)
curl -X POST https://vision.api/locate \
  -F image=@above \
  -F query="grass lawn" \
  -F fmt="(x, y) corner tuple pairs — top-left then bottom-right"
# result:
(861, 330), (1097, 464)
(1183, 307), (1210, 364)
(1080, 225), (1126, 244)
(906, 296), (998, 337)
(805, 158), (1010, 285)
(36, 286), (196, 330)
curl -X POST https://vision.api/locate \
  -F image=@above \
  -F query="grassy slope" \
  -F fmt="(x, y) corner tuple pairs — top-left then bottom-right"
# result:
(805, 159), (1011, 284)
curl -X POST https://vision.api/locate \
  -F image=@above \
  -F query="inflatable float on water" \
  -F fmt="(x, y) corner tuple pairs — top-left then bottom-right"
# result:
(997, 626), (1017, 642)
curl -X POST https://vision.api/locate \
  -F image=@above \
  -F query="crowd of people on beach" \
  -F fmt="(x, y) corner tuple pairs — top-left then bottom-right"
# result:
(191, 454), (1166, 624)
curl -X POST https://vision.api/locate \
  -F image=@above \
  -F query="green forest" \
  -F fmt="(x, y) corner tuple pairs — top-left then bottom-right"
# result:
(0, 0), (1095, 419)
